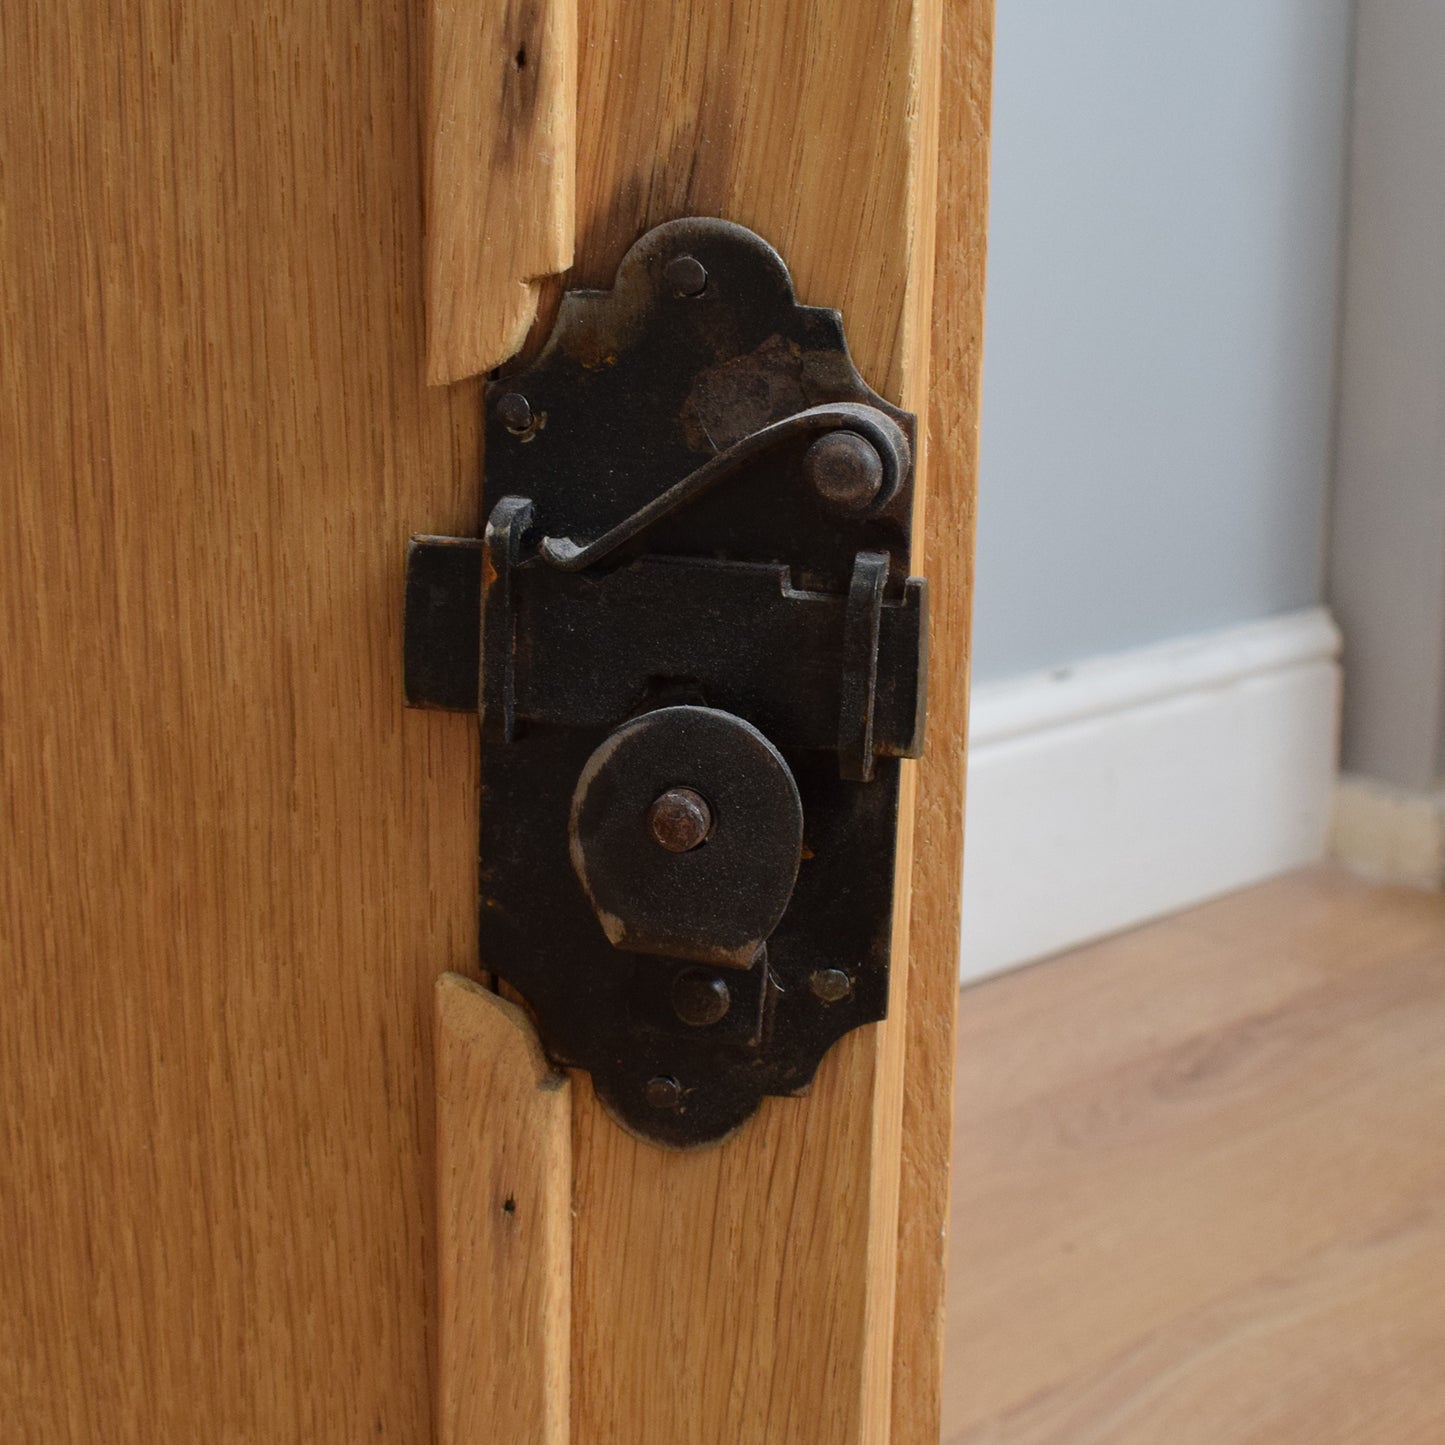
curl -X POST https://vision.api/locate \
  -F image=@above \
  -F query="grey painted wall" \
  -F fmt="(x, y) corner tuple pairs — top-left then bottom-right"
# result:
(1329, 1), (1445, 792)
(971, 0), (1354, 684)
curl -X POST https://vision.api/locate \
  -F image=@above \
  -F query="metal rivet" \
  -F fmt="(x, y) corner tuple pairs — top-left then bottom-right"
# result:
(663, 254), (708, 297)
(495, 391), (533, 433)
(647, 787), (713, 852)
(672, 970), (732, 1028)
(802, 431), (884, 512)
(809, 968), (853, 1004)
(644, 1075), (683, 1110)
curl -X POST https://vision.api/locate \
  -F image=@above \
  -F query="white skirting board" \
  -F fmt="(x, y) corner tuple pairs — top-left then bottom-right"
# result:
(959, 608), (1342, 984)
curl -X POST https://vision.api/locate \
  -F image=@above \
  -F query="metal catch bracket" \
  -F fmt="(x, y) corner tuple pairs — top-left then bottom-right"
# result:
(405, 217), (927, 1147)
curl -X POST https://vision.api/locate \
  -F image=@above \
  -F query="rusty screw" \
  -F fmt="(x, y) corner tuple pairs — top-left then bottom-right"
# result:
(672, 970), (731, 1028)
(809, 968), (853, 1004)
(644, 1075), (683, 1110)
(647, 787), (713, 852)
(495, 391), (533, 433)
(803, 431), (885, 512)
(663, 254), (708, 297)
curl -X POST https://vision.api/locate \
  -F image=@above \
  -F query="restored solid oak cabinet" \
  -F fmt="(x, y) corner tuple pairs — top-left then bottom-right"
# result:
(0, 1), (991, 1441)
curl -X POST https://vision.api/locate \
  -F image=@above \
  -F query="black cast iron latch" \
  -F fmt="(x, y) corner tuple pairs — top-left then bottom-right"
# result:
(404, 218), (927, 1147)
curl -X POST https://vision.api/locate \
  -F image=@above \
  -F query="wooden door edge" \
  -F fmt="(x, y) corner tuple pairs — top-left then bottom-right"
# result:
(891, 2), (995, 1440)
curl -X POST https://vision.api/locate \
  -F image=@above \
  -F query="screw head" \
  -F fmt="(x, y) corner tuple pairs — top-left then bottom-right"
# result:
(644, 1075), (683, 1110)
(809, 968), (853, 1004)
(647, 787), (713, 852)
(495, 391), (533, 433)
(672, 970), (732, 1028)
(663, 253), (708, 297)
(803, 431), (885, 512)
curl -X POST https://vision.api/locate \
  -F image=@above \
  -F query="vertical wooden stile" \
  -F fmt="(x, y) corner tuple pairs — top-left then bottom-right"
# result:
(425, 0), (577, 383)
(892, 3), (995, 1442)
(562, 4), (949, 1442)
(436, 975), (572, 1445)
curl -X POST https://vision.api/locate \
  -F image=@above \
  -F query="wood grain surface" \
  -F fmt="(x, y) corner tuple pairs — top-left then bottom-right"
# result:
(0, 3), (482, 1440)
(944, 868), (1445, 1445)
(425, 0), (576, 382)
(561, 3), (951, 1443)
(436, 975), (570, 1445)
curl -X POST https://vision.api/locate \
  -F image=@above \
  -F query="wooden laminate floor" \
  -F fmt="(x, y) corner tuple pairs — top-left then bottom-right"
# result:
(943, 866), (1445, 1445)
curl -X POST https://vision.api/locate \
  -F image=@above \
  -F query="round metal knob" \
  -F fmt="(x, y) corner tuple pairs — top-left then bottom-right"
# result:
(494, 391), (533, 433)
(644, 1076), (683, 1110)
(803, 430), (885, 512)
(672, 970), (731, 1027)
(663, 253), (708, 296)
(648, 788), (713, 852)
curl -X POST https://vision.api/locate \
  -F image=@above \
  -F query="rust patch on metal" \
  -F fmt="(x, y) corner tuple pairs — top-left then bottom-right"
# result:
(681, 335), (808, 452)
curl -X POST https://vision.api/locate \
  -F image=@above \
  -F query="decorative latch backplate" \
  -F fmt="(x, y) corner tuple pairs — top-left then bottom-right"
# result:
(405, 218), (927, 1147)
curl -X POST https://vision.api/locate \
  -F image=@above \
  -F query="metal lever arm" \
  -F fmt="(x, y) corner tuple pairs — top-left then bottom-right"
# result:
(538, 401), (909, 571)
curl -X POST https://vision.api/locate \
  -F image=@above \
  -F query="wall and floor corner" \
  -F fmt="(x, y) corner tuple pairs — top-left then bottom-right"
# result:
(960, 1), (1355, 981)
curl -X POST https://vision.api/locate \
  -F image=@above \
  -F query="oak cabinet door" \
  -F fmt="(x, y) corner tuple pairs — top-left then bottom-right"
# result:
(0, 2), (991, 1441)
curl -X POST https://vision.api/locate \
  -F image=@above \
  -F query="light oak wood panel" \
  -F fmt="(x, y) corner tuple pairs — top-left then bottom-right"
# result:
(0, 3), (482, 1439)
(944, 867), (1445, 1445)
(891, 3), (993, 1442)
(436, 975), (571, 1445)
(562, 4), (951, 1443)
(425, 0), (576, 382)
